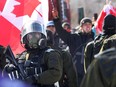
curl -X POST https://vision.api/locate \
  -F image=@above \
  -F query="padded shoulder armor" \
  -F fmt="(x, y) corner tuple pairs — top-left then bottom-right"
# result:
(45, 48), (55, 53)
(94, 48), (116, 59)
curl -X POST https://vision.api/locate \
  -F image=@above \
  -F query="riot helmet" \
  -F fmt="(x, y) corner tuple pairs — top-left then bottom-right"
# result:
(21, 20), (47, 49)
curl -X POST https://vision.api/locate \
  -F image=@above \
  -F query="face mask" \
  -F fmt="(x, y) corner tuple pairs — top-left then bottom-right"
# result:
(27, 33), (41, 49)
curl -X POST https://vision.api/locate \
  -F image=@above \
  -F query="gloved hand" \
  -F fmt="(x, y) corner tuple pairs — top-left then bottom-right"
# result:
(3, 64), (21, 80)
(52, 8), (59, 19)
(5, 64), (16, 73)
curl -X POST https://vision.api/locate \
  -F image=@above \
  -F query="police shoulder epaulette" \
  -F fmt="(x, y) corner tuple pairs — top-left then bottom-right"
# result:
(94, 48), (116, 59)
(45, 48), (55, 53)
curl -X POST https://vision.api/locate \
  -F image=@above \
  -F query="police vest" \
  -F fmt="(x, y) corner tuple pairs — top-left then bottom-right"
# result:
(18, 48), (56, 87)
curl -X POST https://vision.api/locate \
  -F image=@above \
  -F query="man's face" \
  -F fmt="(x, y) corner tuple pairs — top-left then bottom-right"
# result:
(63, 25), (70, 30)
(81, 22), (92, 33)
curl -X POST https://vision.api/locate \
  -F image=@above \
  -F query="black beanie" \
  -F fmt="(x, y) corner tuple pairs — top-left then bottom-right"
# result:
(103, 14), (116, 35)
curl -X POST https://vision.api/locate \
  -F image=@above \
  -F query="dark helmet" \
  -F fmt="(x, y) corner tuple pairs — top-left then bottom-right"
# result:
(103, 14), (116, 35)
(21, 20), (47, 49)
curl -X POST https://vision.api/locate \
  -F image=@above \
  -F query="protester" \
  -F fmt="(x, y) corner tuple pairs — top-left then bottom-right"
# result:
(84, 14), (116, 72)
(62, 22), (71, 32)
(46, 21), (69, 51)
(46, 30), (78, 87)
(52, 8), (94, 86)
(92, 13), (98, 27)
(3, 20), (63, 87)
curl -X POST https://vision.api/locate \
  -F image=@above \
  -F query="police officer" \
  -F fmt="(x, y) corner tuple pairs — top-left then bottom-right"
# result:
(46, 30), (78, 87)
(3, 20), (63, 87)
(84, 14), (116, 72)
(80, 48), (116, 87)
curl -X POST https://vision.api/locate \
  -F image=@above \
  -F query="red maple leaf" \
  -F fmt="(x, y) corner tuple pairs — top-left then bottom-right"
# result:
(0, 0), (7, 12)
(12, 0), (41, 17)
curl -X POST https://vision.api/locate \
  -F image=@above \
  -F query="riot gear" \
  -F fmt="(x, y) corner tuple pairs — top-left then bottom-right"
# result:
(3, 64), (21, 80)
(3, 20), (63, 87)
(21, 20), (47, 49)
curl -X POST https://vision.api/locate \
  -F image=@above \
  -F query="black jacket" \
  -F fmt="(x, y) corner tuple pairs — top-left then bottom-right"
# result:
(53, 18), (94, 86)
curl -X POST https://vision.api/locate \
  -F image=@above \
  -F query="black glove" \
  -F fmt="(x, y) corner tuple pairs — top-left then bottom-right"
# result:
(3, 64), (22, 80)
(4, 64), (16, 73)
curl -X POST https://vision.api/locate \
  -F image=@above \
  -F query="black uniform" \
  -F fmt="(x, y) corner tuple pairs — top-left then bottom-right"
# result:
(81, 48), (116, 87)
(46, 29), (78, 87)
(3, 20), (63, 87)
(84, 14), (116, 71)
(57, 50), (78, 87)
(84, 34), (112, 71)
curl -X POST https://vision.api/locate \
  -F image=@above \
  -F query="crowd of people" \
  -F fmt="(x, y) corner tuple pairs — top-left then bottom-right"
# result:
(0, 0), (116, 87)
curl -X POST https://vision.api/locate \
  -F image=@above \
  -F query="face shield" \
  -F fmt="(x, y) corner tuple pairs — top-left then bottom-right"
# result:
(21, 20), (47, 49)
(21, 20), (46, 41)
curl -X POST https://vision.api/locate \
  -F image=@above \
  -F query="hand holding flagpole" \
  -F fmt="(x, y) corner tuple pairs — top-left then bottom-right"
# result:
(51, 0), (59, 19)
(52, 8), (59, 19)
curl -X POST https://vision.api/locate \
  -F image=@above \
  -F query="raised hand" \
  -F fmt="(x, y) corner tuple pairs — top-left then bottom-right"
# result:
(52, 8), (59, 19)
(105, 0), (114, 5)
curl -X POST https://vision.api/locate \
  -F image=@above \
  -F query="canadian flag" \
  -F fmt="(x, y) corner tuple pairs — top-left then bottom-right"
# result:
(95, 4), (116, 35)
(0, 0), (49, 55)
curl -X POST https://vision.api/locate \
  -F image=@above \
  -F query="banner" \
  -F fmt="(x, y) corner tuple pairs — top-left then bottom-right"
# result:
(95, 4), (116, 35)
(0, 0), (48, 55)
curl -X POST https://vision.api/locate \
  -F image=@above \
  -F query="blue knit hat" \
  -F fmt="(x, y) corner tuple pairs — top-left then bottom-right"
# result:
(46, 21), (54, 27)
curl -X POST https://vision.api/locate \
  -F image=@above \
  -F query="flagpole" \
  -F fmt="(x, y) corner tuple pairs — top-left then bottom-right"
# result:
(106, 0), (112, 5)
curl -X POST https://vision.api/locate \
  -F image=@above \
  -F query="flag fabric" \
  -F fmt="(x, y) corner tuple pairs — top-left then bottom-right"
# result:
(0, 0), (49, 55)
(94, 4), (116, 35)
